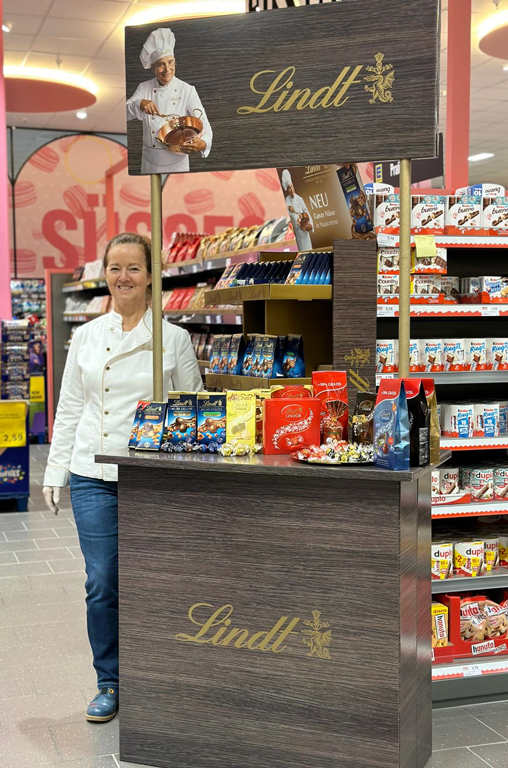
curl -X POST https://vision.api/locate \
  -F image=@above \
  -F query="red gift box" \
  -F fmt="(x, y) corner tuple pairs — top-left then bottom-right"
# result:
(263, 398), (321, 455)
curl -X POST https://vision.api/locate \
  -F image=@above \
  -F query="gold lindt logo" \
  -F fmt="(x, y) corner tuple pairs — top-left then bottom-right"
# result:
(237, 54), (394, 115)
(175, 603), (332, 659)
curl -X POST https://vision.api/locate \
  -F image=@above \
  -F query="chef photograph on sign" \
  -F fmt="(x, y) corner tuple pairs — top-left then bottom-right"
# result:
(126, 28), (213, 174)
(281, 169), (314, 251)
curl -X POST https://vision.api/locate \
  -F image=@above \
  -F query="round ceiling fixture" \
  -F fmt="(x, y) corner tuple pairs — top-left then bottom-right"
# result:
(4, 67), (98, 113)
(478, 10), (508, 59)
(127, 0), (245, 26)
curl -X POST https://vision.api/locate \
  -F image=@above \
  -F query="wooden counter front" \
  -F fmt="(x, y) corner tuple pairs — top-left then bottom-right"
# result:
(96, 449), (449, 768)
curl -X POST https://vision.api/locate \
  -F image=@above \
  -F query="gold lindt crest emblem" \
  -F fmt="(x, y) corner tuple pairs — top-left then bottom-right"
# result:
(345, 348), (371, 369)
(301, 610), (332, 660)
(364, 53), (395, 104)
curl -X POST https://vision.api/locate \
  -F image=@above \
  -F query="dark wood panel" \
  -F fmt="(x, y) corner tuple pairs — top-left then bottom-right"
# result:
(117, 466), (425, 768)
(416, 473), (432, 768)
(125, 0), (440, 175)
(332, 239), (378, 435)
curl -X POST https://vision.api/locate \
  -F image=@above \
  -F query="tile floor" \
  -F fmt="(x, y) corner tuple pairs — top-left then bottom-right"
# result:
(2, 446), (508, 767)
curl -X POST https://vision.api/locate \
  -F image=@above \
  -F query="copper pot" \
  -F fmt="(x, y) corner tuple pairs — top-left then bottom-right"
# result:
(156, 109), (203, 154)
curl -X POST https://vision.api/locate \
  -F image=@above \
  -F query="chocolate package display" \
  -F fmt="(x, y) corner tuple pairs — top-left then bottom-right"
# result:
(251, 334), (266, 377)
(336, 163), (375, 238)
(209, 335), (222, 373)
(411, 195), (445, 234)
(422, 378), (440, 465)
(282, 335), (305, 378)
(196, 393), (226, 452)
(161, 392), (197, 453)
(402, 379), (430, 467)
(218, 335), (232, 374)
(432, 602), (449, 648)
(227, 334), (246, 375)
(271, 385), (313, 399)
(263, 397), (321, 455)
(242, 336), (256, 376)
(259, 335), (284, 378)
(130, 402), (167, 451)
(373, 379), (410, 471)
(254, 389), (272, 443)
(352, 392), (376, 444)
(312, 371), (348, 441)
(226, 391), (256, 447)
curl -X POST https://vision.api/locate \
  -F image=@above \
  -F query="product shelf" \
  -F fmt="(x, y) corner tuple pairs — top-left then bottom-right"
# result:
(376, 371), (508, 385)
(62, 313), (104, 323)
(377, 235), (508, 249)
(440, 437), (508, 451)
(165, 312), (243, 326)
(432, 657), (508, 682)
(432, 500), (508, 518)
(205, 373), (311, 391)
(432, 568), (508, 594)
(62, 279), (108, 293)
(377, 304), (508, 318)
(205, 284), (332, 306)
(197, 360), (209, 372)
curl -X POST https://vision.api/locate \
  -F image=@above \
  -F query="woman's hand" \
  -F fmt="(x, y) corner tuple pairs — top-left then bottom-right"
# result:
(180, 137), (206, 154)
(43, 486), (61, 516)
(140, 99), (161, 116)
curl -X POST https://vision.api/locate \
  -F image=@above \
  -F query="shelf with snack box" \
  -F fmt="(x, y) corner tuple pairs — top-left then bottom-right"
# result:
(432, 657), (508, 682)
(205, 284), (332, 305)
(432, 500), (508, 519)
(378, 235), (508, 249)
(205, 374), (311, 391)
(441, 437), (508, 450)
(378, 304), (508, 317)
(376, 371), (508, 385)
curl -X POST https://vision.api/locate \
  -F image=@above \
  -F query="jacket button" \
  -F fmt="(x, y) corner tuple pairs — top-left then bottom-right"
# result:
(105, 388), (109, 393)
(105, 411), (109, 415)
(110, 327), (114, 331)
(106, 366), (110, 371)
(106, 347), (110, 352)
(104, 433), (108, 438)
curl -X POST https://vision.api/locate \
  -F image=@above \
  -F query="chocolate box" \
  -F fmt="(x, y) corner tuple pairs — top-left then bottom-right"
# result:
(263, 397), (321, 455)
(197, 393), (226, 450)
(226, 391), (256, 446)
(133, 402), (167, 451)
(161, 392), (197, 452)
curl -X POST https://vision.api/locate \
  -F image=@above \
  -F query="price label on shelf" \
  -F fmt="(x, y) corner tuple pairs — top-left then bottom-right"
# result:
(482, 306), (500, 317)
(462, 665), (482, 677)
(0, 402), (27, 448)
(205, 315), (212, 324)
(377, 305), (397, 318)
(377, 234), (398, 247)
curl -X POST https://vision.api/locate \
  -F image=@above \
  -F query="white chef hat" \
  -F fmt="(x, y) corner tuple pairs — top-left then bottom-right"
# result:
(140, 28), (176, 69)
(281, 169), (292, 190)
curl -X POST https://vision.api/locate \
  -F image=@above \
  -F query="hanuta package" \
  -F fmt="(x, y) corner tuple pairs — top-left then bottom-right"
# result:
(432, 602), (449, 647)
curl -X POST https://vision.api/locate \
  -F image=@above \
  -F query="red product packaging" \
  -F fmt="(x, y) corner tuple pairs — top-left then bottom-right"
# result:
(263, 398), (321, 455)
(179, 287), (197, 310)
(311, 371), (348, 441)
(270, 385), (313, 399)
(167, 288), (187, 310)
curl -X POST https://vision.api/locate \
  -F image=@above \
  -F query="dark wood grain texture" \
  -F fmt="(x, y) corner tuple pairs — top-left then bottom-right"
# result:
(125, 0), (440, 175)
(332, 239), (378, 426)
(116, 464), (429, 768)
(416, 473), (432, 768)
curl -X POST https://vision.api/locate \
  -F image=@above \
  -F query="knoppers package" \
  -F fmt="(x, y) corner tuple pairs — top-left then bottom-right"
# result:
(312, 371), (348, 441)
(373, 379), (410, 470)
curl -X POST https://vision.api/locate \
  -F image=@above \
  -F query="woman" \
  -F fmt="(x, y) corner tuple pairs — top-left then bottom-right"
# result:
(43, 233), (202, 723)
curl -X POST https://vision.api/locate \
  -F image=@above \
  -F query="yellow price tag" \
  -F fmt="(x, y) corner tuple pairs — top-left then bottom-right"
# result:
(30, 375), (45, 403)
(414, 234), (437, 260)
(0, 402), (27, 448)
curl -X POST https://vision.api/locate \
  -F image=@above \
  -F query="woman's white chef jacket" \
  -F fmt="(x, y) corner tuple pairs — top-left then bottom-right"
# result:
(43, 309), (203, 487)
(126, 76), (213, 174)
(285, 193), (314, 251)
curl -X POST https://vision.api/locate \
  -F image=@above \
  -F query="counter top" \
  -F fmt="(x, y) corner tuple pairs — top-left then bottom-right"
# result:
(96, 448), (451, 483)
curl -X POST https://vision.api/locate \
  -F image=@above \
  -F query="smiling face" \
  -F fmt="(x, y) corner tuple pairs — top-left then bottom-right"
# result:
(287, 183), (295, 198)
(152, 55), (176, 86)
(105, 244), (152, 312)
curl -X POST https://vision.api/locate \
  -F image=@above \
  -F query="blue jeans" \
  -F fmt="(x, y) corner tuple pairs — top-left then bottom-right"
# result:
(70, 473), (119, 689)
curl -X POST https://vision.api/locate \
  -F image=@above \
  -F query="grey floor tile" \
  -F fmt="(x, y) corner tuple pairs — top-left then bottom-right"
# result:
(0, 561), (53, 577)
(0, 600), (85, 628)
(68, 546), (84, 558)
(114, 755), (165, 768)
(0, 511), (44, 521)
(22, 519), (77, 531)
(35, 535), (80, 549)
(0, 688), (85, 731)
(0, 626), (18, 646)
(0, 551), (17, 564)
(0, 539), (38, 553)
(0, 519), (31, 532)
(28, 571), (86, 591)
(433, 709), (506, 750)
(428, 747), (496, 767)
(469, 711), (508, 740)
(31, 660), (95, 696)
(0, 641), (68, 672)
(0, 575), (32, 592)
(64, 584), (87, 601)
(50, 759), (118, 768)
(1, 587), (69, 609)
(4, 529), (58, 541)
(16, 547), (75, 563)
(467, 699), (508, 716)
(471, 742), (508, 767)
(0, 725), (61, 768)
(49, 559), (85, 574)
(50, 719), (119, 761)
(0, 667), (37, 698)
(15, 617), (88, 646)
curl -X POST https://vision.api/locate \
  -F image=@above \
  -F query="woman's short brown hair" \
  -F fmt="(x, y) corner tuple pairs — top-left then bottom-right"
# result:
(103, 232), (152, 274)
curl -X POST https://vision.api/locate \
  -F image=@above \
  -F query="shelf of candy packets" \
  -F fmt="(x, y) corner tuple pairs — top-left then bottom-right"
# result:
(432, 593), (508, 663)
(378, 272), (508, 307)
(209, 333), (305, 379)
(368, 181), (508, 238)
(215, 252), (331, 289)
(10, 279), (46, 320)
(377, 338), (508, 375)
(432, 464), (508, 506)
(1, 320), (45, 400)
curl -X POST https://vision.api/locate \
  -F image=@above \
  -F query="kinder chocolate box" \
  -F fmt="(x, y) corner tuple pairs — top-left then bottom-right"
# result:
(445, 196), (482, 232)
(376, 340), (398, 373)
(411, 246), (447, 274)
(440, 276), (460, 298)
(377, 275), (399, 295)
(482, 197), (508, 232)
(263, 397), (321, 455)
(499, 401), (508, 434)
(411, 195), (445, 234)
(409, 339), (422, 372)
(443, 339), (466, 371)
(162, 393), (197, 452)
(441, 403), (474, 438)
(374, 193), (400, 235)
(466, 338), (487, 371)
(469, 183), (505, 198)
(474, 403), (500, 438)
(196, 393), (226, 451)
(487, 339), (508, 371)
(377, 248), (400, 274)
(410, 275), (442, 296)
(422, 339), (444, 372)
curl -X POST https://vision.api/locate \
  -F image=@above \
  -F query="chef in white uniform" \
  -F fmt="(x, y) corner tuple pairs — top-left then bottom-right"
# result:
(126, 28), (213, 175)
(282, 169), (314, 252)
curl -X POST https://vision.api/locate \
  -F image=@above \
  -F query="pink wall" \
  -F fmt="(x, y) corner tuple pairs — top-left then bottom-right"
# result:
(0, 0), (12, 317)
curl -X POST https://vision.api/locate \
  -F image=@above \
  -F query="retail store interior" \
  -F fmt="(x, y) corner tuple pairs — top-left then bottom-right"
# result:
(2, 1), (508, 767)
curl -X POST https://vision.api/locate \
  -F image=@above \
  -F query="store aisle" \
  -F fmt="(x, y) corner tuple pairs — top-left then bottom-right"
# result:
(1, 447), (508, 767)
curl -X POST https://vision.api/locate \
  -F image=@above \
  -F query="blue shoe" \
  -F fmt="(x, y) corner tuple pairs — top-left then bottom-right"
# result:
(86, 687), (119, 722)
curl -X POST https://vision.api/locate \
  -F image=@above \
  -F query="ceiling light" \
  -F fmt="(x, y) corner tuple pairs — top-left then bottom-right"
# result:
(2, 22), (13, 32)
(478, 9), (508, 57)
(503, 64), (508, 71)
(3, 67), (98, 97)
(127, 0), (245, 26)
(76, 111), (88, 119)
(468, 152), (495, 162)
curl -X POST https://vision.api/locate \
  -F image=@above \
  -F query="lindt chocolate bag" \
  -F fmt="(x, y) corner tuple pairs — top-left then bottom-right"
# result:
(242, 336), (255, 376)
(373, 379), (410, 470)
(312, 371), (348, 441)
(352, 392), (376, 444)
(227, 334), (246, 375)
(218, 335), (231, 374)
(260, 335), (284, 378)
(402, 379), (430, 467)
(282, 335), (305, 378)
(421, 377), (440, 464)
(209, 335), (222, 374)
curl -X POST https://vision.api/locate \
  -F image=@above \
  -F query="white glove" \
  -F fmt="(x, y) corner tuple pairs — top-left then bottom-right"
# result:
(43, 486), (61, 515)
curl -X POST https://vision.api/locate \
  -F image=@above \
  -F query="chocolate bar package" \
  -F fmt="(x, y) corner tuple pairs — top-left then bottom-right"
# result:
(336, 163), (375, 238)
(227, 334), (246, 375)
(282, 335), (305, 378)
(217, 335), (232, 375)
(263, 397), (321, 455)
(133, 402), (167, 451)
(312, 371), (348, 441)
(209, 335), (222, 374)
(251, 335), (266, 378)
(260, 335), (284, 378)
(242, 336), (256, 376)
(226, 391), (256, 446)
(161, 392), (197, 452)
(128, 400), (151, 448)
(253, 389), (272, 443)
(197, 393), (226, 451)
(352, 392), (376, 444)
(271, 385), (313, 399)
(421, 378), (440, 464)
(402, 379), (430, 467)
(373, 379), (410, 471)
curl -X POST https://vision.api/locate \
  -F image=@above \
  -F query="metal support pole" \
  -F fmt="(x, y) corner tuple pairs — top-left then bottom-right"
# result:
(398, 158), (412, 378)
(150, 174), (163, 402)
